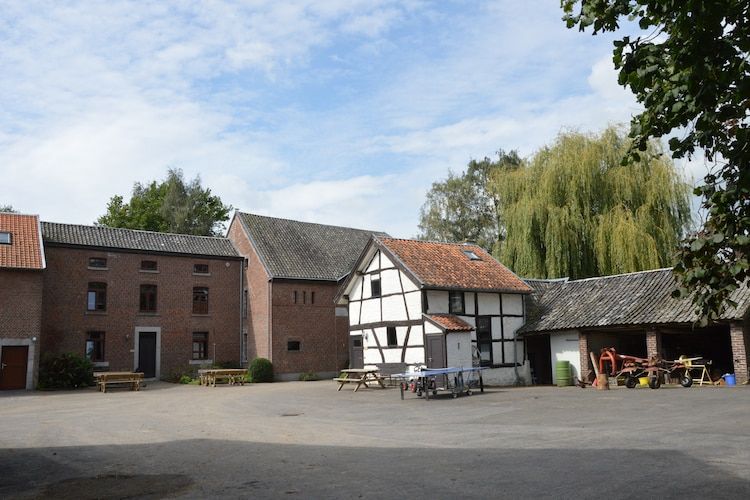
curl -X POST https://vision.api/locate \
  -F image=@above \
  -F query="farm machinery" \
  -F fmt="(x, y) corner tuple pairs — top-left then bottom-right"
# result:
(597, 348), (710, 389)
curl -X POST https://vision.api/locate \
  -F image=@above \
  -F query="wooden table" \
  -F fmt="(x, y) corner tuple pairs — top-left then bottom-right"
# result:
(94, 372), (144, 393)
(333, 368), (386, 392)
(198, 369), (248, 387)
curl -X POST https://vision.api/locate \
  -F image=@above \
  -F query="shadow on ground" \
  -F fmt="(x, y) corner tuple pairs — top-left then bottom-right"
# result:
(1, 439), (747, 499)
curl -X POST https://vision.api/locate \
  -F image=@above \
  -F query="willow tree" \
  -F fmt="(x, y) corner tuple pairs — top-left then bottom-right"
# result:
(492, 127), (692, 279)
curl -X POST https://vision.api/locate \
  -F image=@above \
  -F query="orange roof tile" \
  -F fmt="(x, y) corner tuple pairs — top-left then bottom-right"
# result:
(379, 238), (531, 293)
(0, 213), (45, 270)
(426, 314), (473, 332)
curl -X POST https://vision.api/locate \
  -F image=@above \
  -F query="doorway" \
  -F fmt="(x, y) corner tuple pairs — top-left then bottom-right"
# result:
(525, 334), (552, 385)
(349, 335), (363, 369)
(426, 334), (446, 368)
(1, 345), (29, 390)
(134, 327), (160, 379)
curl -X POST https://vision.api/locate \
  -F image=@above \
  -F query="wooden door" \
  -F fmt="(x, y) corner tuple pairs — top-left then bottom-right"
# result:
(349, 335), (364, 369)
(426, 335), (446, 368)
(1, 346), (29, 390)
(138, 332), (157, 378)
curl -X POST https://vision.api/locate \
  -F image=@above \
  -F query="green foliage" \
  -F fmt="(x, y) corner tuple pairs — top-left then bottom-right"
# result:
(298, 370), (319, 381)
(418, 150), (522, 250)
(164, 366), (197, 383)
(0, 204), (16, 213)
(492, 127), (691, 279)
(179, 375), (193, 384)
(248, 357), (273, 383)
(562, 1), (750, 321)
(96, 168), (232, 236)
(37, 353), (94, 390)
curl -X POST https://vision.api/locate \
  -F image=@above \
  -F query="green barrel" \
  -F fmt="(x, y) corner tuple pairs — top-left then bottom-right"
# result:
(555, 360), (572, 387)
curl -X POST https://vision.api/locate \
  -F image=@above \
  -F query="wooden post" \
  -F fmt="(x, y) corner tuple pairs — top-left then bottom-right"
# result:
(596, 373), (609, 390)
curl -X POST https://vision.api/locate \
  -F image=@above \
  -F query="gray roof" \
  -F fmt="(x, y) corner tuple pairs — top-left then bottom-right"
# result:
(41, 222), (239, 258)
(236, 212), (387, 281)
(521, 268), (750, 334)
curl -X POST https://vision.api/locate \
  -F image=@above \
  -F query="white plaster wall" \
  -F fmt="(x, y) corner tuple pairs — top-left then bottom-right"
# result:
(477, 293), (500, 315)
(400, 271), (419, 292)
(464, 292), (475, 315)
(424, 321), (442, 335)
(405, 291), (421, 319)
(407, 325), (424, 346)
(491, 317), (503, 339)
(382, 295), (407, 321)
(359, 298), (381, 324)
(365, 251), (380, 273)
(382, 348), (402, 363)
(350, 328), (363, 337)
(502, 316), (525, 340)
(492, 342), (504, 364)
(481, 362), (532, 386)
(362, 274), (373, 300)
(349, 274), (363, 301)
(446, 332), (473, 368)
(426, 290), (449, 314)
(504, 341), (519, 364)
(349, 301), (361, 326)
(502, 294), (524, 316)
(550, 331), (581, 383)
(380, 252), (394, 268)
(380, 269), (401, 296)
(404, 347), (425, 364)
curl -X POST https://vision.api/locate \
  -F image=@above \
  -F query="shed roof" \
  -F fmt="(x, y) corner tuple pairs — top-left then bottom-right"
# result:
(236, 212), (387, 281)
(378, 238), (532, 293)
(0, 213), (45, 270)
(521, 268), (750, 334)
(41, 222), (239, 258)
(425, 314), (474, 332)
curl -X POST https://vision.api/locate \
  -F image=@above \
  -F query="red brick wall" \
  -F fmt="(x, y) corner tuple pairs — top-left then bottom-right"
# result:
(227, 219), (270, 361)
(0, 269), (43, 340)
(730, 321), (748, 384)
(41, 246), (242, 378)
(270, 281), (349, 376)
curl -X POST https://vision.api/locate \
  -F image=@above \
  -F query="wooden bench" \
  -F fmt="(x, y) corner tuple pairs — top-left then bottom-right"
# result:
(94, 372), (144, 393)
(334, 369), (386, 392)
(198, 369), (248, 387)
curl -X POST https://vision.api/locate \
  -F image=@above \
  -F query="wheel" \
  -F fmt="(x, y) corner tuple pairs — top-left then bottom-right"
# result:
(452, 393), (457, 398)
(417, 390), (422, 397)
(625, 376), (637, 389)
(467, 390), (472, 396)
(680, 374), (693, 388)
(432, 390), (437, 396)
(648, 375), (661, 389)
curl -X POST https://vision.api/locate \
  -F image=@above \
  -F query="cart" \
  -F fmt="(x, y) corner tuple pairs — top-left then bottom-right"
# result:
(395, 366), (486, 400)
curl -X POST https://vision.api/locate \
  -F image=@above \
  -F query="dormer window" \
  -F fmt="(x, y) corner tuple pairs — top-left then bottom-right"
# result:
(0, 231), (11, 245)
(463, 250), (481, 261)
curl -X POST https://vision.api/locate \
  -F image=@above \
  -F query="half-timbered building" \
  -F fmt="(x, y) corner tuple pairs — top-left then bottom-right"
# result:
(336, 237), (533, 385)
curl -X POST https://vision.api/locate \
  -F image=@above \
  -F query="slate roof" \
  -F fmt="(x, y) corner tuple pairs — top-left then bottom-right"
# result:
(0, 213), (45, 270)
(425, 314), (474, 332)
(236, 212), (387, 281)
(41, 222), (239, 258)
(379, 238), (532, 294)
(520, 268), (750, 334)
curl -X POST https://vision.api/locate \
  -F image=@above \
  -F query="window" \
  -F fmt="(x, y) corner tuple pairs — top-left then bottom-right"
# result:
(87, 282), (107, 311)
(475, 316), (492, 367)
(370, 277), (381, 298)
(139, 284), (157, 312)
(311, 291), (315, 304)
(192, 332), (208, 360)
(387, 327), (397, 347)
(193, 287), (209, 314)
(242, 289), (248, 317)
(88, 257), (107, 268)
(303, 291), (307, 304)
(0, 231), (11, 244)
(463, 250), (481, 261)
(287, 340), (301, 351)
(85, 331), (105, 362)
(449, 291), (465, 314)
(193, 263), (209, 274)
(293, 291), (298, 304)
(140, 260), (158, 271)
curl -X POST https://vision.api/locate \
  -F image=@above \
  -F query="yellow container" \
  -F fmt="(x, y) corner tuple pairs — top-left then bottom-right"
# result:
(638, 377), (649, 387)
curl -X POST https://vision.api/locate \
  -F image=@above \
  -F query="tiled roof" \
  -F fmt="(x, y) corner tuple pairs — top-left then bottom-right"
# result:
(425, 314), (474, 332)
(520, 268), (750, 334)
(41, 222), (239, 258)
(237, 212), (387, 281)
(0, 213), (45, 270)
(379, 238), (532, 293)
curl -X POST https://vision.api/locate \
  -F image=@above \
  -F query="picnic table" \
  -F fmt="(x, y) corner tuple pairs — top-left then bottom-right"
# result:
(198, 369), (248, 387)
(94, 371), (144, 393)
(333, 368), (386, 392)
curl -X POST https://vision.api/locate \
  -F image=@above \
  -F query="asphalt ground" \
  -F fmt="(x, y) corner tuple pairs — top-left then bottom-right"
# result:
(1, 380), (749, 499)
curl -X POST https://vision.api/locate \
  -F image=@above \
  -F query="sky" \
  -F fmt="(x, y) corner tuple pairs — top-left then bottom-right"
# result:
(0, 1), (702, 237)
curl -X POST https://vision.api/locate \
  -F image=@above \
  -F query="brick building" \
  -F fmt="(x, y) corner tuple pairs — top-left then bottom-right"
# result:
(227, 212), (384, 380)
(40, 223), (243, 380)
(0, 213), (46, 390)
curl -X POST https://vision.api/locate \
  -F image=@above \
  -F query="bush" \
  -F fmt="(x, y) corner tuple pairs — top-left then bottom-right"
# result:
(164, 366), (197, 383)
(179, 375), (193, 384)
(38, 353), (94, 390)
(298, 370), (319, 381)
(249, 357), (273, 383)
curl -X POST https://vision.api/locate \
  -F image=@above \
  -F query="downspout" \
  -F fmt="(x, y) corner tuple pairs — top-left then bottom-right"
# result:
(267, 279), (273, 362)
(239, 259), (245, 366)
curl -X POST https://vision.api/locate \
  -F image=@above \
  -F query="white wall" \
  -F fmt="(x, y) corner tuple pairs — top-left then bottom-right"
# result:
(502, 294), (524, 316)
(425, 290), (448, 314)
(446, 331), (473, 368)
(550, 331), (581, 383)
(477, 293), (500, 315)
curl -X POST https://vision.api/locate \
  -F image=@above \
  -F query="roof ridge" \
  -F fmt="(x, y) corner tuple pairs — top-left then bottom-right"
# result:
(567, 267), (673, 283)
(380, 237), (484, 248)
(41, 221), (229, 241)
(238, 211), (384, 235)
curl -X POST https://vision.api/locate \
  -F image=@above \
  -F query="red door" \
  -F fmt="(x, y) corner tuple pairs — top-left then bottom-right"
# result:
(0, 346), (29, 390)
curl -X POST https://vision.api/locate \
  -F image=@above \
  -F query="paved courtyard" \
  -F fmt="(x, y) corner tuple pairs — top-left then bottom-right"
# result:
(1, 381), (749, 499)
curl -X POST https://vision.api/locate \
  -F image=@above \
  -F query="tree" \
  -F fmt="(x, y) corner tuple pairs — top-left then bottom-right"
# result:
(0, 205), (16, 213)
(97, 169), (232, 236)
(491, 127), (691, 279)
(417, 150), (522, 250)
(562, 1), (750, 321)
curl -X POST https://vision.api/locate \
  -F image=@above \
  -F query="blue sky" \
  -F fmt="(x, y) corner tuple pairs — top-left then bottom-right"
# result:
(1, 1), (692, 237)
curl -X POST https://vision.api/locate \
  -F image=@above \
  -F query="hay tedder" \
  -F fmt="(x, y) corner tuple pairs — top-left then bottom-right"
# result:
(597, 348), (710, 389)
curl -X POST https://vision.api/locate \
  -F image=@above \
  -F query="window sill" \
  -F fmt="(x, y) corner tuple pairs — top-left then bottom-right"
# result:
(139, 270), (159, 274)
(193, 273), (211, 277)
(137, 312), (159, 316)
(189, 359), (212, 365)
(88, 267), (109, 271)
(92, 361), (109, 368)
(85, 311), (107, 315)
(192, 314), (211, 318)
